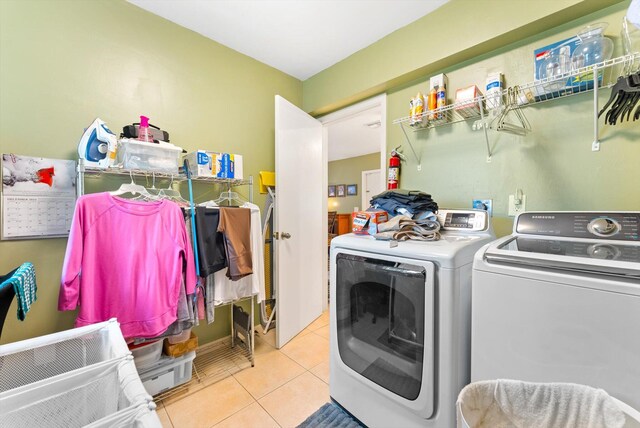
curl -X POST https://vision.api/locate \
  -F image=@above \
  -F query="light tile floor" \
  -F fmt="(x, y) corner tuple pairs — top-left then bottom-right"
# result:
(158, 310), (331, 428)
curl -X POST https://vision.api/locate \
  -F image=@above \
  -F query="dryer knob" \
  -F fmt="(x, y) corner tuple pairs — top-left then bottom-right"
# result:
(587, 244), (620, 260)
(588, 218), (618, 236)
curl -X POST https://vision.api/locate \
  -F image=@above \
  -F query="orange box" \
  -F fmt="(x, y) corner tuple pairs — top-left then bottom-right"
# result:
(352, 210), (388, 235)
(163, 331), (198, 358)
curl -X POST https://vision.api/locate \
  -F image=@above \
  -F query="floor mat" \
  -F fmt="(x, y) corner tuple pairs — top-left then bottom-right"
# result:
(297, 402), (364, 428)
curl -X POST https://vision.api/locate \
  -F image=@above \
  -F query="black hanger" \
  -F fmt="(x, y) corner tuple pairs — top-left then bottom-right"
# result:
(600, 72), (640, 125)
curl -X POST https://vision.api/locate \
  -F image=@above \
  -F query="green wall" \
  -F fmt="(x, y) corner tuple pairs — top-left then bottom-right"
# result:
(303, 0), (625, 115)
(309, 1), (640, 238)
(0, 0), (301, 345)
(328, 153), (381, 214)
(1, 0), (638, 346)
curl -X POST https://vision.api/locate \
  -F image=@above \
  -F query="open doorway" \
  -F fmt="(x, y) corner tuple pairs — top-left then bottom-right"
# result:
(320, 94), (387, 215)
(318, 94), (387, 309)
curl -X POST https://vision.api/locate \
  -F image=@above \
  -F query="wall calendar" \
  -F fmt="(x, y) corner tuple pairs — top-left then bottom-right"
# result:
(2, 154), (76, 240)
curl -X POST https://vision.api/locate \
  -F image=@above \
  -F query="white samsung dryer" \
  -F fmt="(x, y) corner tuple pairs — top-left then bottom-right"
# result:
(472, 211), (640, 410)
(330, 209), (495, 428)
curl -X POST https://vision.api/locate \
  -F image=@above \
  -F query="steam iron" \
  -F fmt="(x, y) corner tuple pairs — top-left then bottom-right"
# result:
(78, 118), (117, 168)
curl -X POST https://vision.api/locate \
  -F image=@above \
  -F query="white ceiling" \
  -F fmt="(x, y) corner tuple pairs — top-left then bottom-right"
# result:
(127, 0), (448, 80)
(327, 108), (381, 162)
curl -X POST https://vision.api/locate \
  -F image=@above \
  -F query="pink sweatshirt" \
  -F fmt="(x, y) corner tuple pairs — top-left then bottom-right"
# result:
(59, 193), (197, 339)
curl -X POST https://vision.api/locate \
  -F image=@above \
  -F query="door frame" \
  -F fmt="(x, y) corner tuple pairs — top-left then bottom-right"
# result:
(318, 94), (387, 191)
(361, 168), (382, 210)
(318, 94), (387, 311)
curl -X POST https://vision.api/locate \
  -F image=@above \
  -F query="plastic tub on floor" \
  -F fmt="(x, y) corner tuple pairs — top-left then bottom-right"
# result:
(138, 351), (195, 396)
(130, 340), (163, 371)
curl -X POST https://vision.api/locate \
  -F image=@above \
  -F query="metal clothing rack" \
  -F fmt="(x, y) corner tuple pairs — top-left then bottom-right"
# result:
(76, 159), (257, 370)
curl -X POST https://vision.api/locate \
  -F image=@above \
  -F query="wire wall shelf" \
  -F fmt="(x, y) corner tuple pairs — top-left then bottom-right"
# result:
(79, 164), (252, 186)
(393, 53), (639, 131)
(515, 52), (639, 107)
(392, 52), (640, 162)
(76, 160), (253, 198)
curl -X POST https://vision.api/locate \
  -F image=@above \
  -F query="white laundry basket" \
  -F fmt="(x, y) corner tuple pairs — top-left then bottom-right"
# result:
(457, 380), (640, 428)
(84, 401), (162, 428)
(0, 319), (161, 428)
(0, 355), (151, 427)
(0, 318), (129, 392)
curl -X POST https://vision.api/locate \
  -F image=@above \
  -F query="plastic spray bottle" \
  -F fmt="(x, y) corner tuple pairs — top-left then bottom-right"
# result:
(137, 115), (153, 143)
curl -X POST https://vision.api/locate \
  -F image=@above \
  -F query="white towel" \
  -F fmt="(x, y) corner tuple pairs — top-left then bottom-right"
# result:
(458, 379), (625, 428)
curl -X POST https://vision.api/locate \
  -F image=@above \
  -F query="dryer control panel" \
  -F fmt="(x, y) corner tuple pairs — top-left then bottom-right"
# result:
(515, 212), (640, 241)
(437, 209), (489, 232)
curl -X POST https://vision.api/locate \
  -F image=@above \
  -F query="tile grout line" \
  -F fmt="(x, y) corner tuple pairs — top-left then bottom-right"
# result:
(230, 354), (293, 428)
(159, 401), (176, 428)
(205, 376), (258, 428)
(254, 394), (285, 428)
(167, 320), (329, 428)
(224, 346), (308, 427)
(254, 368), (312, 428)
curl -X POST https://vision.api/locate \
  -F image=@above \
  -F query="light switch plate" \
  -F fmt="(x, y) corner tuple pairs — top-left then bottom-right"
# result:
(472, 199), (493, 216)
(508, 194), (527, 216)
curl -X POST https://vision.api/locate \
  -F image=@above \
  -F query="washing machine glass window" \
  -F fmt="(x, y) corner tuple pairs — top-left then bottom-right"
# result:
(335, 253), (430, 400)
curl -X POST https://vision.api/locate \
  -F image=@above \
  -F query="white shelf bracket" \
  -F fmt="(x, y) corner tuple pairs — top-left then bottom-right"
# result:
(399, 123), (422, 171)
(479, 100), (492, 162)
(592, 63), (601, 152)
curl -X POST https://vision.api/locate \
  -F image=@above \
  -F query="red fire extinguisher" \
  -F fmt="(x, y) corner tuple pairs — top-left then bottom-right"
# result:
(387, 152), (401, 189)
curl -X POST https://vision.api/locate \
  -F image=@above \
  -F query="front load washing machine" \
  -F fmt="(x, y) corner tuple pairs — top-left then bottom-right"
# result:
(329, 209), (494, 427)
(472, 211), (640, 410)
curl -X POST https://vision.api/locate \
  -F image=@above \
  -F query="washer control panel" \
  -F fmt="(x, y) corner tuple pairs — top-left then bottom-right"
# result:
(587, 217), (620, 236)
(437, 209), (489, 231)
(516, 212), (640, 241)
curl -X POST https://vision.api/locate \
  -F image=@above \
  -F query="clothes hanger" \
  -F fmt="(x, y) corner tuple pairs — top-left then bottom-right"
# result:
(213, 190), (247, 207)
(155, 174), (190, 205)
(109, 171), (157, 199)
(601, 72), (640, 124)
(197, 188), (248, 208)
(495, 86), (531, 136)
(132, 172), (160, 201)
(599, 73), (640, 118)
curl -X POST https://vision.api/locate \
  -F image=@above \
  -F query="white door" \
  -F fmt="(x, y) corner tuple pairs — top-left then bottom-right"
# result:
(275, 95), (326, 348)
(362, 169), (384, 210)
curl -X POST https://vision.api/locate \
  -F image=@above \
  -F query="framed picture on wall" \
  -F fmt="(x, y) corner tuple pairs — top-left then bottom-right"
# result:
(336, 184), (346, 197)
(347, 184), (357, 196)
(328, 185), (336, 197)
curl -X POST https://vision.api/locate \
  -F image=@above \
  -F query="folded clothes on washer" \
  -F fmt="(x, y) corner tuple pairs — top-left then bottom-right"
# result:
(376, 215), (412, 232)
(370, 189), (439, 218)
(375, 218), (441, 242)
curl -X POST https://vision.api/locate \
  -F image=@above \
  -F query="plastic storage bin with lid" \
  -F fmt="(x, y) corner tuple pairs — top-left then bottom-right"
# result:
(117, 139), (182, 174)
(457, 380), (640, 428)
(137, 351), (195, 396)
(129, 340), (163, 371)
